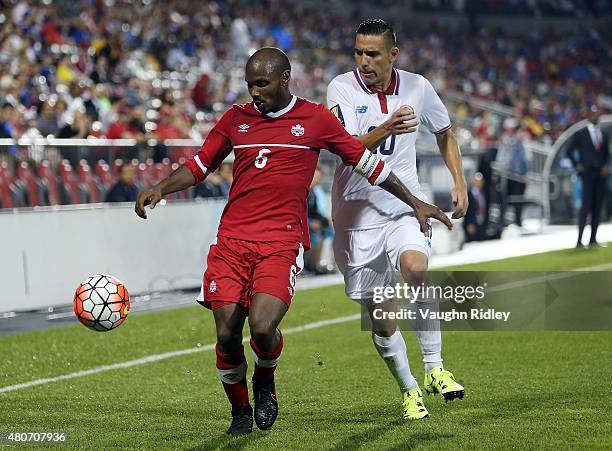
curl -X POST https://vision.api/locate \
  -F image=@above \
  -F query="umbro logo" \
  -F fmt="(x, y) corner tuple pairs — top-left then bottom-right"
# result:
(238, 124), (250, 132)
(291, 124), (305, 136)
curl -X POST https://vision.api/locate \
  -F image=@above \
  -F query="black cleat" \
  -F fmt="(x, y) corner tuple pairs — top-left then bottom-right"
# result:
(253, 378), (278, 430)
(226, 405), (253, 435)
(443, 390), (465, 402)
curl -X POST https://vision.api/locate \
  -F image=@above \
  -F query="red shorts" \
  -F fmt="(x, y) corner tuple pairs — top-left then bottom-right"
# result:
(197, 236), (304, 311)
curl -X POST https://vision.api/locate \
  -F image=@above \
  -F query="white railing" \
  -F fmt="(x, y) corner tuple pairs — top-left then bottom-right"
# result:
(0, 138), (203, 147)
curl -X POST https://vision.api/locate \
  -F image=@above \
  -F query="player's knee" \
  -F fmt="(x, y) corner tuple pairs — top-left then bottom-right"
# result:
(216, 327), (241, 348)
(248, 318), (276, 344)
(403, 260), (428, 273)
(401, 262), (428, 284)
(370, 315), (397, 337)
(371, 324), (396, 338)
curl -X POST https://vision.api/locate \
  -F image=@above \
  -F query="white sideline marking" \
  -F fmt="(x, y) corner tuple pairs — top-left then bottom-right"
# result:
(0, 314), (361, 394)
(4, 259), (611, 393)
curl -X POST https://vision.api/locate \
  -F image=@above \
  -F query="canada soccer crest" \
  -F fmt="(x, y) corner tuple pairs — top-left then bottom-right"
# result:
(291, 124), (305, 136)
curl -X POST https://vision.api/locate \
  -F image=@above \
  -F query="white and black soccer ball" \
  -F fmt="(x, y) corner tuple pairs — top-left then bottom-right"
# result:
(73, 275), (130, 332)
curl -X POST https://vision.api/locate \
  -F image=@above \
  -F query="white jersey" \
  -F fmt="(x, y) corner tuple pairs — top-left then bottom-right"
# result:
(327, 68), (451, 231)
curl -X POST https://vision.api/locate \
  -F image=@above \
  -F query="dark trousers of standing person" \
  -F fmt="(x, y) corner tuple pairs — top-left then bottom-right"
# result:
(578, 171), (606, 245)
(507, 179), (526, 226)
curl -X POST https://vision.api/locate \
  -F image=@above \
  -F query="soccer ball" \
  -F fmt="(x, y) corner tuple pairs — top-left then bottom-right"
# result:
(73, 275), (130, 331)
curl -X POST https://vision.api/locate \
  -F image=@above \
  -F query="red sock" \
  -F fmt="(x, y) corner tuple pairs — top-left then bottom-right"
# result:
(216, 344), (249, 409)
(250, 330), (284, 385)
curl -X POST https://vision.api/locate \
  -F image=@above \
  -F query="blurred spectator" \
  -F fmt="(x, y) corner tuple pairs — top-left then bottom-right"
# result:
(36, 100), (61, 138)
(156, 106), (189, 141)
(566, 105), (610, 247)
(194, 171), (224, 199)
(191, 73), (212, 111)
(0, 0), (608, 151)
(106, 105), (142, 140)
(498, 118), (528, 226)
(58, 107), (92, 140)
(194, 161), (232, 199)
(105, 163), (137, 203)
(90, 56), (111, 85)
(305, 167), (334, 274)
(58, 107), (93, 165)
(464, 172), (488, 242)
(0, 102), (17, 158)
(1, 0), (611, 222)
(0, 102), (15, 139)
(218, 162), (233, 198)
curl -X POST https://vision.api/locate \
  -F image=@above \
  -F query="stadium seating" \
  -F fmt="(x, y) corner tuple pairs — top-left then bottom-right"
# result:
(59, 161), (84, 205)
(77, 160), (101, 204)
(0, 0), (607, 210)
(137, 161), (156, 189)
(0, 156), (201, 208)
(16, 162), (43, 207)
(38, 161), (61, 206)
(95, 160), (116, 188)
(0, 163), (20, 209)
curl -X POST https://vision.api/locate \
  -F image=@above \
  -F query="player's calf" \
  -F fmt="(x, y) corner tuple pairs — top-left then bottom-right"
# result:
(250, 332), (283, 430)
(215, 344), (254, 434)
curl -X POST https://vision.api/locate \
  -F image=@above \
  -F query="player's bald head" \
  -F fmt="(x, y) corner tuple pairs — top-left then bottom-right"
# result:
(244, 47), (293, 114)
(246, 47), (291, 77)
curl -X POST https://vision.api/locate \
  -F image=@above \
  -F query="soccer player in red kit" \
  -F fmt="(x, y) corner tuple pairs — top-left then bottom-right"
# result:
(135, 47), (452, 435)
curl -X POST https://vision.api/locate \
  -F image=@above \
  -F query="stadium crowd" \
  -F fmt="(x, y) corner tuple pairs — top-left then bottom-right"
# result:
(410, 0), (611, 16)
(0, 0), (609, 151)
(0, 0), (610, 220)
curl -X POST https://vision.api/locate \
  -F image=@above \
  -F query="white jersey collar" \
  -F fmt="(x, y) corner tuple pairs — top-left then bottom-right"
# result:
(263, 95), (297, 118)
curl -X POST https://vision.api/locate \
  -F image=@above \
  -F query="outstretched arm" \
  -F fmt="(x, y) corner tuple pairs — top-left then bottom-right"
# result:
(436, 129), (468, 219)
(134, 166), (195, 219)
(380, 171), (452, 236)
(135, 108), (235, 219)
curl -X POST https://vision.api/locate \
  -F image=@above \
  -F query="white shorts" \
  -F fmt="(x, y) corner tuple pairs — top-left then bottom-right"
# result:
(333, 214), (432, 302)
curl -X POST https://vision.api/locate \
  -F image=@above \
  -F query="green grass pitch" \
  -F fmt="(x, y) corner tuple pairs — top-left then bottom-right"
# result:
(1, 245), (611, 449)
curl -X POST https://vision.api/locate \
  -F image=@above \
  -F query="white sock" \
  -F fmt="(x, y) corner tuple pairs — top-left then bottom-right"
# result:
(410, 295), (443, 373)
(372, 330), (417, 391)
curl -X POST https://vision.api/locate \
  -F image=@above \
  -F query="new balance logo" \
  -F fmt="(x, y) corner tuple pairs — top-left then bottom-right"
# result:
(238, 124), (250, 132)
(355, 106), (368, 114)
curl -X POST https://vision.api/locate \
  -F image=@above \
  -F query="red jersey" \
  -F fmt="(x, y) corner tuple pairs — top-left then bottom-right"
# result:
(184, 96), (389, 249)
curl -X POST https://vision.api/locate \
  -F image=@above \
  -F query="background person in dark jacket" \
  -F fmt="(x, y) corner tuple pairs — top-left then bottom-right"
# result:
(105, 163), (138, 203)
(498, 118), (528, 227)
(464, 172), (487, 242)
(567, 105), (609, 247)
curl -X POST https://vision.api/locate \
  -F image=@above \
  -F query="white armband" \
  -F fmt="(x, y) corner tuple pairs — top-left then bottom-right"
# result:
(353, 150), (381, 179)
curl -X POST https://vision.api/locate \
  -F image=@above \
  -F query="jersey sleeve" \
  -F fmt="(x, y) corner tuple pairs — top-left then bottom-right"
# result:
(419, 77), (452, 135)
(317, 106), (390, 186)
(326, 77), (360, 136)
(183, 108), (234, 184)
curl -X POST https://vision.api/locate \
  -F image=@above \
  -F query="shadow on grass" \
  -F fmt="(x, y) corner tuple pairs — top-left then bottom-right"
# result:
(387, 432), (455, 450)
(187, 430), (265, 451)
(327, 416), (454, 450)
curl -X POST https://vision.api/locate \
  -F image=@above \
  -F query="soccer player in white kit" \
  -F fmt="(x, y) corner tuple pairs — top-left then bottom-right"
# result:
(327, 19), (468, 419)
